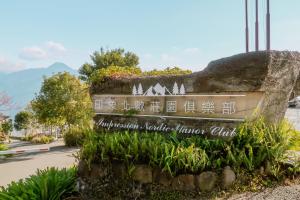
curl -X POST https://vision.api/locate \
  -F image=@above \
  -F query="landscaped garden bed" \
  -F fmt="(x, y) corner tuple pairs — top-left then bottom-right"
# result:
(76, 118), (300, 199)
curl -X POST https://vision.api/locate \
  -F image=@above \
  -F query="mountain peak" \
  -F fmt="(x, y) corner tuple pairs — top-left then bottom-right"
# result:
(47, 62), (71, 70)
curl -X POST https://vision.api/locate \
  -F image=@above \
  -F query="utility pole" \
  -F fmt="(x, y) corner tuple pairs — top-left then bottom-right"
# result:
(266, 0), (271, 51)
(245, 0), (249, 53)
(255, 0), (259, 51)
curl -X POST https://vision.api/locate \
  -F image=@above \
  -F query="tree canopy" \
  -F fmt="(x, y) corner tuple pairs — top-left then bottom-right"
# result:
(31, 72), (93, 129)
(1, 119), (13, 135)
(14, 111), (32, 131)
(79, 48), (139, 82)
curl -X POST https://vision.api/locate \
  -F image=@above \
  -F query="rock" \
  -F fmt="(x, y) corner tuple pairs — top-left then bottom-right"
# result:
(171, 174), (195, 191)
(152, 168), (172, 186)
(284, 178), (293, 186)
(158, 172), (173, 187)
(91, 51), (300, 134)
(90, 163), (108, 178)
(195, 171), (218, 192)
(222, 166), (236, 189)
(112, 163), (127, 178)
(152, 167), (161, 183)
(76, 178), (86, 192)
(77, 160), (89, 178)
(90, 51), (300, 135)
(132, 165), (153, 184)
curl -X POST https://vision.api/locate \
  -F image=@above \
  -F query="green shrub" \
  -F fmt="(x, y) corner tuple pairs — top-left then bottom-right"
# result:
(90, 66), (142, 83)
(143, 67), (192, 76)
(21, 134), (54, 144)
(0, 143), (8, 151)
(63, 127), (87, 147)
(0, 167), (77, 200)
(20, 134), (34, 142)
(227, 118), (299, 174)
(31, 135), (54, 144)
(79, 118), (300, 177)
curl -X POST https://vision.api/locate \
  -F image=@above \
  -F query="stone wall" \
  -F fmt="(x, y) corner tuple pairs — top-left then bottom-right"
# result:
(77, 162), (237, 199)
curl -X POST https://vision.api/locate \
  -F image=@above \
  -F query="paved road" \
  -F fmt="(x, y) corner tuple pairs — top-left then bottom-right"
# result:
(285, 108), (300, 130)
(0, 140), (78, 187)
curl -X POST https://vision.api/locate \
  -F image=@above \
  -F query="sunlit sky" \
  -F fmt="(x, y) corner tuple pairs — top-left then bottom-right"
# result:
(0, 0), (300, 72)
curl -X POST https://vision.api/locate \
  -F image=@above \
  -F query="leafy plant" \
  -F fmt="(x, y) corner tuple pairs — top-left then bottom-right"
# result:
(0, 167), (77, 200)
(79, 118), (300, 178)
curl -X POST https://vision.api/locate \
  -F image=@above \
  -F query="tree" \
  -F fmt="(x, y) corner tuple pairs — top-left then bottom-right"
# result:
(31, 72), (93, 132)
(14, 111), (32, 131)
(1, 119), (13, 135)
(0, 92), (13, 112)
(79, 48), (139, 82)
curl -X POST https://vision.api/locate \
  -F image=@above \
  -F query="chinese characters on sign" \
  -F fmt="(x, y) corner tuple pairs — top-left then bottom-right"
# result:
(94, 96), (238, 117)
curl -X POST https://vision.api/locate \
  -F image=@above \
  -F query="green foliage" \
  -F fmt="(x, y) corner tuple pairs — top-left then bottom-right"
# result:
(79, 48), (139, 82)
(63, 127), (87, 147)
(0, 143), (8, 151)
(80, 118), (300, 177)
(31, 72), (93, 129)
(227, 118), (299, 174)
(80, 131), (213, 175)
(0, 167), (77, 200)
(14, 111), (32, 131)
(90, 66), (142, 83)
(21, 134), (34, 142)
(21, 134), (54, 144)
(143, 67), (192, 76)
(79, 47), (193, 84)
(1, 119), (13, 135)
(31, 135), (54, 144)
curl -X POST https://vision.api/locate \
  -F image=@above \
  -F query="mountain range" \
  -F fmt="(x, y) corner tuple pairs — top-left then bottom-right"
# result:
(0, 62), (78, 118)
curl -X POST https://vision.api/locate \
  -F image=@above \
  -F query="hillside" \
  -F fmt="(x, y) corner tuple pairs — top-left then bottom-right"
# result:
(0, 62), (78, 118)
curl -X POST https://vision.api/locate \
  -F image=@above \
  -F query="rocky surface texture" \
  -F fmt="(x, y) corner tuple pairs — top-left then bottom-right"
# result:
(77, 162), (236, 199)
(228, 184), (300, 200)
(91, 51), (300, 123)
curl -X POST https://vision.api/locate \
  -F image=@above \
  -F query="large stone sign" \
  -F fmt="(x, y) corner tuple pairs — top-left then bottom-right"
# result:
(91, 51), (300, 137)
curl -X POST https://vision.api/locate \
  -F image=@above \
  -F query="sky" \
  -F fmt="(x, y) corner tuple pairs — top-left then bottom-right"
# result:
(0, 0), (300, 73)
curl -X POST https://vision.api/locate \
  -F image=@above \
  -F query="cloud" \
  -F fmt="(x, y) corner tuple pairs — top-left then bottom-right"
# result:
(19, 46), (47, 60)
(19, 41), (67, 61)
(46, 41), (66, 53)
(0, 56), (26, 72)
